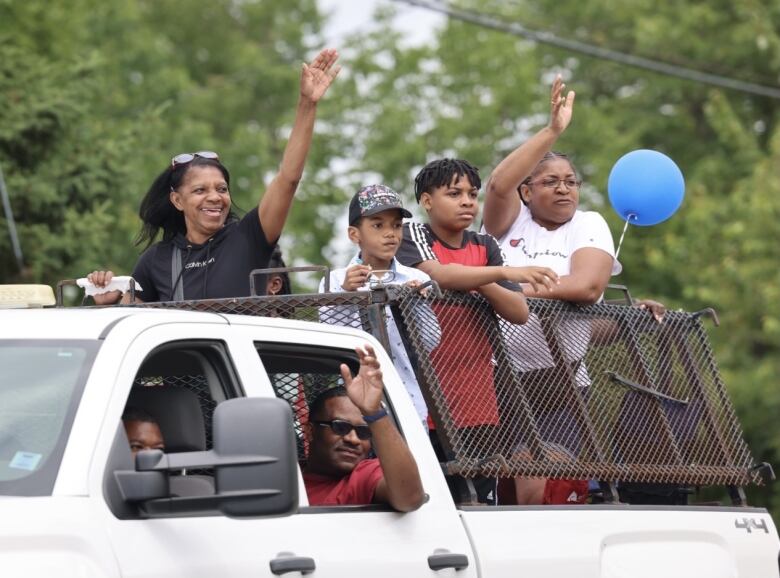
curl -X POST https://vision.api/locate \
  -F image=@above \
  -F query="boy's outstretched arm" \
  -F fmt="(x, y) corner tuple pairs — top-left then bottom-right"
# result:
(416, 260), (558, 293)
(477, 283), (529, 324)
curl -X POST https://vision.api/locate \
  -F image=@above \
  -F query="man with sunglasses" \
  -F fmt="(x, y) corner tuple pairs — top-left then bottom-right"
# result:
(302, 345), (425, 512)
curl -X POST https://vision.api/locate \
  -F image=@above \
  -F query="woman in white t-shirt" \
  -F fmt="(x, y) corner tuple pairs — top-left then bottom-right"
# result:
(481, 78), (625, 505)
(482, 75), (620, 300)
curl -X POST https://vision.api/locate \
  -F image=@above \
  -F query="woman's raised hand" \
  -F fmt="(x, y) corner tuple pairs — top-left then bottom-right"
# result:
(300, 48), (341, 103)
(548, 74), (575, 136)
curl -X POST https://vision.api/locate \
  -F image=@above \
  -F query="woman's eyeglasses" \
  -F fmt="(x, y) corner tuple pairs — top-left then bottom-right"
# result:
(529, 177), (582, 190)
(313, 419), (372, 440)
(171, 151), (220, 168)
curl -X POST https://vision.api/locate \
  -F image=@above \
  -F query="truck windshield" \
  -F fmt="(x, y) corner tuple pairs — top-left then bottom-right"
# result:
(0, 340), (99, 496)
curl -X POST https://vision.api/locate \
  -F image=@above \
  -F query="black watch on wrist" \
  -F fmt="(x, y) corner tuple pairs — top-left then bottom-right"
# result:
(362, 402), (388, 424)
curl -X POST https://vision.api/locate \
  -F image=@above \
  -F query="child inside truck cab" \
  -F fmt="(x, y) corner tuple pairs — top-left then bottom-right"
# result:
(122, 407), (165, 456)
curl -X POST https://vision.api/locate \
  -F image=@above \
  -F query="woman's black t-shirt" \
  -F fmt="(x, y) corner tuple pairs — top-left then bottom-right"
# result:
(131, 210), (275, 302)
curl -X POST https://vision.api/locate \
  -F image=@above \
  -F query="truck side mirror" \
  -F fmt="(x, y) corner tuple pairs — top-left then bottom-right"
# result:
(114, 397), (298, 519)
(213, 397), (299, 517)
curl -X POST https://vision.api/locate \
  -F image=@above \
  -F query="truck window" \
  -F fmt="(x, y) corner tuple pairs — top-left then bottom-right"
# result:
(104, 340), (244, 517)
(130, 340), (242, 451)
(0, 339), (99, 496)
(255, 343), (361, 459)
(255, 342), (402, 508)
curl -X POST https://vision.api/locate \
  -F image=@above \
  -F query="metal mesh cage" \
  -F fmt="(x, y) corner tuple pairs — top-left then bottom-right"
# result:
(135, 287), (759, 487)
(137, 292), (374, 327)
(391, 287), (759, 486)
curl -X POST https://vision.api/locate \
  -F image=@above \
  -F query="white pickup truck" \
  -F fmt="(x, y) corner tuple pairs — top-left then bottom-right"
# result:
(0, 285), (778, 577)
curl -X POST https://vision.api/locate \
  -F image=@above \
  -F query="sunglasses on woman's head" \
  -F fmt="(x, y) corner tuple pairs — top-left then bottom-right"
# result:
(313, 419), (372, 440)
(171, 151), (220, 168)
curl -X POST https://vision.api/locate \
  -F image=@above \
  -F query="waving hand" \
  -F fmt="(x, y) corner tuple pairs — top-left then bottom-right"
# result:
(301, 48), (341, 103)
(340, 344), (384, 416)
(548, 74), (575, 135)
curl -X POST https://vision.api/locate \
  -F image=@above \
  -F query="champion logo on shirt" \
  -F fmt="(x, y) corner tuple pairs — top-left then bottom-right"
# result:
(508, 237), (568, 260)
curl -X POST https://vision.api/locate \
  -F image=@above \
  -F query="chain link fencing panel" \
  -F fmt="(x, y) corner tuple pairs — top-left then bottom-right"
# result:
(135, 287), (760, 487)
(390, 287), (759, 486)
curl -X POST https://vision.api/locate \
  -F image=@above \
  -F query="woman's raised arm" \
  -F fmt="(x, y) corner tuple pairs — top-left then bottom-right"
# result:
(257, 48), (341, 245)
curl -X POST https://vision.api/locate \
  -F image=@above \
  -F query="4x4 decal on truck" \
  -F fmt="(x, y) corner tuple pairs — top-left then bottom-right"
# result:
(735, 518), (769, 534)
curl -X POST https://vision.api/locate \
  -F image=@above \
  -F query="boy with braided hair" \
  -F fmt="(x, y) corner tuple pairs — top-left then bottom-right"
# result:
(396, 158), (558, 504)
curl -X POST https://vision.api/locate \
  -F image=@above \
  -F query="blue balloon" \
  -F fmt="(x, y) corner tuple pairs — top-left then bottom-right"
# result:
(607, 149), (685, 226)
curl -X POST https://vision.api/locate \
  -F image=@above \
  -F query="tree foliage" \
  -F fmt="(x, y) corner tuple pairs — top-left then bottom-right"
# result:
(334, 0), (780, 515)
(0, 0), (331, 283)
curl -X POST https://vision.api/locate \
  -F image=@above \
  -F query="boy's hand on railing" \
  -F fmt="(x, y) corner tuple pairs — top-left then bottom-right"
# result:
(404, 279), (430, 297)
(342, 264), (372, 291)
(506, 266), (559, 293)
(636, 298), (666, 323)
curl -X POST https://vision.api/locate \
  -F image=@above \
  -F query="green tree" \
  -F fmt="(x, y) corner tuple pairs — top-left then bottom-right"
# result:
(0, 0), (339, 287)
(331, 1), (780, 515)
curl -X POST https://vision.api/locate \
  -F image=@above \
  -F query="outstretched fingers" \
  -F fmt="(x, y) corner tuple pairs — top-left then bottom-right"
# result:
(550, 74), (563, 106)
(300, 48), (341, 102)
(339, 363), (354, 386)
(561, 89), (575, 110)
(309, 48), (339, 73)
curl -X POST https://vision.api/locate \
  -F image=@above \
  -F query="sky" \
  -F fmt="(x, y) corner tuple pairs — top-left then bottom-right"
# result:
(319, 0), (444, 47)
(285, 1), (445, 270)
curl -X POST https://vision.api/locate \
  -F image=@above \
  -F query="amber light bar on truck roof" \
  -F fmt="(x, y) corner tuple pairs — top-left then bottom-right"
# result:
(0, 285), (56, 309)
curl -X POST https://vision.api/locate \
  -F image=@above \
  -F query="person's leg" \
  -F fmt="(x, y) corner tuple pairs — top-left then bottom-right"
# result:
(514, 477), (546, 504)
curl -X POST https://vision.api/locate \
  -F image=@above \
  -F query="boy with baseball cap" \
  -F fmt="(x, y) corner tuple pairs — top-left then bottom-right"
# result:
(319, 184), (434, 427)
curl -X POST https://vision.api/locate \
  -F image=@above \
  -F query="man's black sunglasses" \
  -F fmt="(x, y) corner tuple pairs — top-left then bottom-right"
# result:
(313, 419), (372, 440)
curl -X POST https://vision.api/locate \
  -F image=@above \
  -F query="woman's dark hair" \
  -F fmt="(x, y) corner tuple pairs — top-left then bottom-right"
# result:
(267, 245), (292, 296)
(135, 157), (236, 248)
(518, 151), (578, 204)
(414, 158), (481, 202)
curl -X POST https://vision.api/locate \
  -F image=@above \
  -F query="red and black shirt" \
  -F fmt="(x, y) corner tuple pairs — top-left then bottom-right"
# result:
(397, 223), (520, 428)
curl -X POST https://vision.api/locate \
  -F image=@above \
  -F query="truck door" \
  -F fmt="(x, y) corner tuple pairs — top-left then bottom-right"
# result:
(95, 323), (478, 578)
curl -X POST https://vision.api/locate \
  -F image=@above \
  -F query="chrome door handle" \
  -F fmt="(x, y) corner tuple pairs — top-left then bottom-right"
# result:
(428, 551), (469, 571)
(270, 554), (316, 575)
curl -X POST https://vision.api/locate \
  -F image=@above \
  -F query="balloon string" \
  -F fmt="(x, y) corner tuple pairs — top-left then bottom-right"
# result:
(615, 214), (635, 260)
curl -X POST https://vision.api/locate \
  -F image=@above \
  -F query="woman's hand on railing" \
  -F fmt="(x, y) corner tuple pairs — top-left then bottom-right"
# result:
(636, 298), (666, 323)
(86, 270), (123, 305)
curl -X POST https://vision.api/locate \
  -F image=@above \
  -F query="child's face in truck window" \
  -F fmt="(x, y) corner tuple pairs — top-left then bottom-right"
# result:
(420, 174), (479, 234)
(348, 210), (404, 267)
(306, 396), (371, 477)
(124, 420), (165, 456)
